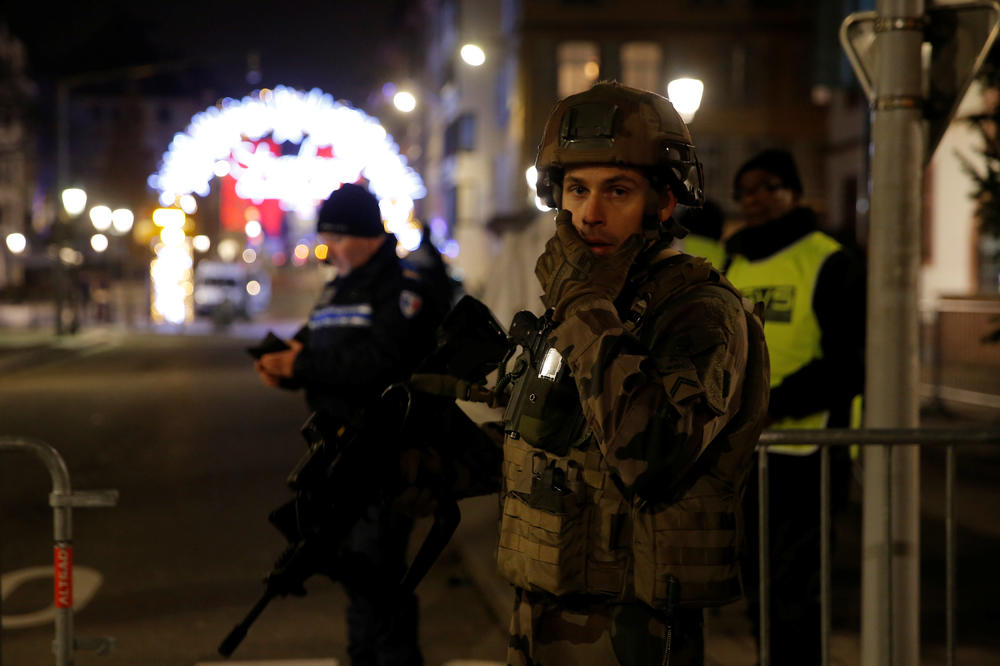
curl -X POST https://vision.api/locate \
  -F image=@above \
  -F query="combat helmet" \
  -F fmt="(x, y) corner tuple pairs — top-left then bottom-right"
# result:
(535, 81), (704, 237)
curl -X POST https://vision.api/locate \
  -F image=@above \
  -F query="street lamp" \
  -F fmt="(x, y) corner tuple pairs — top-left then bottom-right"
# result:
(667, 78), (704, 123)
(61, 188), (87, 217)
(393, 90), (417, 113)
(5, 232), (26, 254)
(90, 233), (109, 253)
(90, 205), (112, 231)
(110, 208), (134, 235)
(460, 44), (486, 67)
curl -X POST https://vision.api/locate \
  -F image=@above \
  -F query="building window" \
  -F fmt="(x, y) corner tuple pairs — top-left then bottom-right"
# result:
(444, 113), (476, 156)
(558, 42), (600, 98)
(621, 42), (662, 93)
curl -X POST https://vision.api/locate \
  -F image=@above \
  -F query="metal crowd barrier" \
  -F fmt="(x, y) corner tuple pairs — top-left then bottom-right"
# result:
(0, 437), (119, 666)
(755, 428), (1000, 666)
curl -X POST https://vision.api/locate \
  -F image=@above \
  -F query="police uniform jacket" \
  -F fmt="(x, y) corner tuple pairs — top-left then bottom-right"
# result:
(291, 234), (441, 420)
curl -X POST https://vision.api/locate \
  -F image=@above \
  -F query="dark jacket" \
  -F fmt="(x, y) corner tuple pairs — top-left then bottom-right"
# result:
(291, 235), (446, 419)
(724, 207), (866, 426)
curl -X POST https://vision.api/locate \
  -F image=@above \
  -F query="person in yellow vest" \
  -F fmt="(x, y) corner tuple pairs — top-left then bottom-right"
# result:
(724, 149), (865, 665)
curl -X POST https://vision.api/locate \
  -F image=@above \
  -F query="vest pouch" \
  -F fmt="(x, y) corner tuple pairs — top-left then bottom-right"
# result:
(497, 464), (588, 596)
(508, 371), (588, 456)
(632, 490), (743, 608)
(583, 488), (631, 596)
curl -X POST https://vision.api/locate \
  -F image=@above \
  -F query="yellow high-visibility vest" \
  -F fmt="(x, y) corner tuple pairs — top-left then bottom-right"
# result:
(682, 234), (726, 269)
(726, 230), (842, 455)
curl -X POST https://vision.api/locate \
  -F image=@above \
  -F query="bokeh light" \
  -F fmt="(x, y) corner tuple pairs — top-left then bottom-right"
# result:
(460, 44), (486, 67)
(90, 205), (113, 231)
(61, 188), (87, 216)
(5, 232), (27, 254)
(393, 91), (417, 113)
(90, 234), (109, 252)
(111, 208), (134, 234)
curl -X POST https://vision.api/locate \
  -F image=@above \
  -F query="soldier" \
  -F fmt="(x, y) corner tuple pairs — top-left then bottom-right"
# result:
(255, 183), (449, 666)
(491, 82), (771, 666)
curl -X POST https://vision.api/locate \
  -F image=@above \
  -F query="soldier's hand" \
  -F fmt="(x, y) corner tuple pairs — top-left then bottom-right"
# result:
(258, 339), (303, 379)
(534, 210), (645, 321)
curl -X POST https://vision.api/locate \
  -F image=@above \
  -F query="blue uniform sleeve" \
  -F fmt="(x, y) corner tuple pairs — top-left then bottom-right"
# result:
(291, 280), (434, 395)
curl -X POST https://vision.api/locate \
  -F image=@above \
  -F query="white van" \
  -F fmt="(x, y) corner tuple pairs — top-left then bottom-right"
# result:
(193, 261), (270, 318)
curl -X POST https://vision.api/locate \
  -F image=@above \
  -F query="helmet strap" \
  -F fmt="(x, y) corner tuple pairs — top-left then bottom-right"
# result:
(642, 186), (688, 242)
(641, 188), (666, 242)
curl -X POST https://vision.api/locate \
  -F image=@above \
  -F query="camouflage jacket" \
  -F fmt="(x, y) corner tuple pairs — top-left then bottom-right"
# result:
(497, 250), (770, 607)
(548, 251), (764, 501)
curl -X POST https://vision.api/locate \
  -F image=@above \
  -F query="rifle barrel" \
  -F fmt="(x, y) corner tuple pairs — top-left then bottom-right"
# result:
(218, 591), (274, 657)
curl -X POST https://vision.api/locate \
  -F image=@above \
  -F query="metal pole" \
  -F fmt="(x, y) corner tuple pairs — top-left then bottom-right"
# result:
(758, 449), (770, 666)
(759, 428), (999, 446)
(820, 445), (831, 666)
(863, 1), (925, 665)
(0, 438), (74, 665)
(55, 82), (69, 336)
(946, 444), (956, 666)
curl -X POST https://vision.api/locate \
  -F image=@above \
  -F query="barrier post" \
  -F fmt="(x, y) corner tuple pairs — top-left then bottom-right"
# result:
(757, 428), (1000, 664)
(0, 437), (118, 666)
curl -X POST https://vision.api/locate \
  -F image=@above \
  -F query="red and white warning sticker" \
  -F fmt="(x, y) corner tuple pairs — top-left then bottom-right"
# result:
(54, 546), (73, 609)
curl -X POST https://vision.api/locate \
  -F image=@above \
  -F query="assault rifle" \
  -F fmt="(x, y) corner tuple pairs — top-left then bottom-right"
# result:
(219, 296), (510, 658)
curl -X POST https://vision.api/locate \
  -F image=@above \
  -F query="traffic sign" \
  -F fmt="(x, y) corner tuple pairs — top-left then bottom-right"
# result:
(840, 1), (1000, 157)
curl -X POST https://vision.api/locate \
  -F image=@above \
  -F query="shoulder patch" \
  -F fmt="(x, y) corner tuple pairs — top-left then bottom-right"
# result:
(399, 290), (423, 319)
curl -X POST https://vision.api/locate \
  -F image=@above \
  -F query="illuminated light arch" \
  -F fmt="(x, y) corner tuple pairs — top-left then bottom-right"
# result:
(148, 85), (425, 248)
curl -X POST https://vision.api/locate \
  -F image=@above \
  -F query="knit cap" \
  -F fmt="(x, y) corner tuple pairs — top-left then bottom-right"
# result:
(316, 183), (384, 237)
(733, 149), (803, 197)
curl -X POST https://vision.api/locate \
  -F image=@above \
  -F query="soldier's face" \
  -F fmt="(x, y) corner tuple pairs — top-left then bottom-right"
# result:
(736, 168), (797, 226)
(319, 232), (384, 275)
(561, 166), (675, 255)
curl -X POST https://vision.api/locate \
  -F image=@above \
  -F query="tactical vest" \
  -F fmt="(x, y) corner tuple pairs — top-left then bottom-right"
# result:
(496, 255), (769, 609)
(725, 230), (841, 455)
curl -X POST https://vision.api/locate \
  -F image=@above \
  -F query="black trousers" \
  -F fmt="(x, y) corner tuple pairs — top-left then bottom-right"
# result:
(741, 450), (851, 666)
(340, 505), (422, 666)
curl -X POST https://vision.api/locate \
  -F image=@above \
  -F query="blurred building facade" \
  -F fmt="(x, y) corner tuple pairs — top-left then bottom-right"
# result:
(0, 24), (35, 292)
(415, 0), (869, 326)
(414, 0), (1000, 328)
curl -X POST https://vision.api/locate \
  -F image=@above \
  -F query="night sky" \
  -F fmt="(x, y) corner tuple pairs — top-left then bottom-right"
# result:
(4, 0), (422, 107)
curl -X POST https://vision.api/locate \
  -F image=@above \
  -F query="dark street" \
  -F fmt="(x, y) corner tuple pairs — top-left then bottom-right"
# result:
(0, 331), (506, 665)
(2, 327), (1000, 664)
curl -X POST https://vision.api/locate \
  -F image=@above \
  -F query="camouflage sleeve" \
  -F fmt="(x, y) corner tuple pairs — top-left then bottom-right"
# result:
(547, 286), (748, 500)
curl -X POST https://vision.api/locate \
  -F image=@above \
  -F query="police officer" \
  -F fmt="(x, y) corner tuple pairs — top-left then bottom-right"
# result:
(255, 183), (447, 666)
(482, 82), (771, 666)
(725, 149), (866, 665)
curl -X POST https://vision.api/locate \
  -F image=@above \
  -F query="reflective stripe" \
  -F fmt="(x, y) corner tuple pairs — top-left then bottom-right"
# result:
(308, 304), (373, 329)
